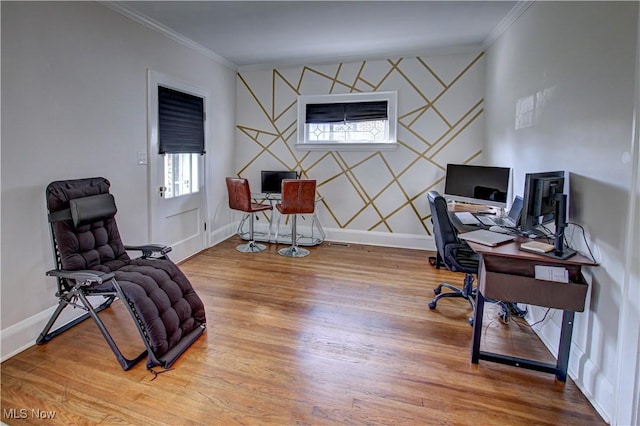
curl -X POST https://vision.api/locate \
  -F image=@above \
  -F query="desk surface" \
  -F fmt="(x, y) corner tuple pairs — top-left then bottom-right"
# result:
(466, 239), (597, 267)
(446, 202), (596, 267)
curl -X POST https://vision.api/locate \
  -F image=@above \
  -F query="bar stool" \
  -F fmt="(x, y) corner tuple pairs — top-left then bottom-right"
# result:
(226, 177), (273, 253)
(276, 179), (317, 257)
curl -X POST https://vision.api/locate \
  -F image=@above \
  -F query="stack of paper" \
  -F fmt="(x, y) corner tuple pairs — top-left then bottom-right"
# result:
(534, 265), (569, 283)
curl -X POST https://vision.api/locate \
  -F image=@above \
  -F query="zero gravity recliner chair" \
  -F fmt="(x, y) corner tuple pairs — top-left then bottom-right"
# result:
(38, 177), (206, 371)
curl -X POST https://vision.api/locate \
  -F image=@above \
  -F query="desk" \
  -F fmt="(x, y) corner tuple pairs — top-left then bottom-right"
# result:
(467, 239), (596, 381)
(236, 193), (325, 246)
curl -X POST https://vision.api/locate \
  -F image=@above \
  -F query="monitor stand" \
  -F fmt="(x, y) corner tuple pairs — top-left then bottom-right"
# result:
(538, 247), (576, 260)
(540, 196), (576, 260)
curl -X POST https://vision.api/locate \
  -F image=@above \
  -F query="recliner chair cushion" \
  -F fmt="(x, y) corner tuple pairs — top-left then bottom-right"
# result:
(46, 177), (205, 364)
(93, 258), (205, 357)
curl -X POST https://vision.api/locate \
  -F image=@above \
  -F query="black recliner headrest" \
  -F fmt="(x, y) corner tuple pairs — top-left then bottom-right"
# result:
(69, 193), (117, 227)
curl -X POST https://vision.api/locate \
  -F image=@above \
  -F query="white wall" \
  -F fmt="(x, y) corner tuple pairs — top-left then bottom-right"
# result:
(484, 2), (639, 424)
(0, 2), (237, 359)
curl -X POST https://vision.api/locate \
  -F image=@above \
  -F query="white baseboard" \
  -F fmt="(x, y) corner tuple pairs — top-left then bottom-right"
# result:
(532, 310), (613, 424)
(0, 296), (112, 362)
(235, 220), (436, 251)
(322, 227), (435, 251)
(568, 344), (613, 424)
(1, 305), (72, 362)
(209, 223), (237, 247)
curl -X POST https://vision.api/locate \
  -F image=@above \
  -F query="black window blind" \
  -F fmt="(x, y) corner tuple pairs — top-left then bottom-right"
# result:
(158, 86), (205, 154)
(305, 100), (388, 124)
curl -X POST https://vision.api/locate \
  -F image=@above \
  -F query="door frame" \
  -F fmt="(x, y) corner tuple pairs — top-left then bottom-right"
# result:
(147, 69), (210, 258)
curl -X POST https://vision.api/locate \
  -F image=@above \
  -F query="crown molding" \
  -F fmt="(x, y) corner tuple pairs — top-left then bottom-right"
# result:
(99, 1), (238, 71)
(483, 1), (535, 49)
(238, 43), (485, 73)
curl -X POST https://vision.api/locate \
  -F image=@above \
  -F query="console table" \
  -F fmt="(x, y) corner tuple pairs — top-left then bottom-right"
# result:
(467, 240), (597, 381)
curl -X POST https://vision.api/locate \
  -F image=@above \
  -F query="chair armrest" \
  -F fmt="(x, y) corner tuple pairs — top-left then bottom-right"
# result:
(46, 269), (114, 285)
(444, 243), (472, 257)
(444, 243), (479, 273)
(124, 244), (172, 258)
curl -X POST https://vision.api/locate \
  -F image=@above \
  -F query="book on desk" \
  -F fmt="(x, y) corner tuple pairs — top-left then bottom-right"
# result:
(520, 240), (554, 254)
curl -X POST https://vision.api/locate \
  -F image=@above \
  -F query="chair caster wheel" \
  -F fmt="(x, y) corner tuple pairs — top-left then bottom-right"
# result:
(428, 301), (437, 310)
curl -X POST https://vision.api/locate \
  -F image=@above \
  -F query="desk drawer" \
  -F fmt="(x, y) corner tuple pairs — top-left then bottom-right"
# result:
(479, 266), (588, 312)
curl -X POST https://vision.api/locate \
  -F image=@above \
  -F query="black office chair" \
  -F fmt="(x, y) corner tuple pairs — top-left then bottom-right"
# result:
(426, 191), (479, 324)
(426, 191), (528, 324)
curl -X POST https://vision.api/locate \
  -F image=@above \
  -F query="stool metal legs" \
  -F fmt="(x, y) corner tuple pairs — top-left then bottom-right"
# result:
(278, 214), (310, 257)
(237, 212), (267, 253)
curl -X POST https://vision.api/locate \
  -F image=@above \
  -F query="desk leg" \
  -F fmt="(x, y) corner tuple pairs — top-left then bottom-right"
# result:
(556, 310), (575, 382)
(471, 291), (485, 364)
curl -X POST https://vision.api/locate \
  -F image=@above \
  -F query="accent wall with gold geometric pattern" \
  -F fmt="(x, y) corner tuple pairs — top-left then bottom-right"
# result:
(235, 51), (485, 248)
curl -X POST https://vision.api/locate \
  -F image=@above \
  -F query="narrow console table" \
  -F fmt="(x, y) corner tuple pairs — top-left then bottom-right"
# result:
(467, 239), (597, 382)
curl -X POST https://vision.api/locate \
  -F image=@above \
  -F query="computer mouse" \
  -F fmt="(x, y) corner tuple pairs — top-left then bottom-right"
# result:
(489, 226), (509, 234)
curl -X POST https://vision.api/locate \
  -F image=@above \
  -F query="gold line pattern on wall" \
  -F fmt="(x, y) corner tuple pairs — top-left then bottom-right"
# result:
(236, 52), (485, 237)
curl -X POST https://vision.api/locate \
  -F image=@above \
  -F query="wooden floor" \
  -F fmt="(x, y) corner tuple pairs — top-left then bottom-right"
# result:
(2, 237), (604, 425)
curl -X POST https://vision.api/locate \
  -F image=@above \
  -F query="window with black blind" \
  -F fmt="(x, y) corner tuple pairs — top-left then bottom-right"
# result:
(158, 86), (205, 155)
(305, 101), (388, 124)
(296, 91), (397, 152)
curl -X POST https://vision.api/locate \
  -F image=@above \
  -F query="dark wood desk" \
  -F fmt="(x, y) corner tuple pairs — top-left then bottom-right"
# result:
(467, 239), (596, 381)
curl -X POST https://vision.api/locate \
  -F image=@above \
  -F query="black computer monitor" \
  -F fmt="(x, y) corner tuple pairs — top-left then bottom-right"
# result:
(521, 170), (574, 259)
(520, 171), (565, 231)
(443, 164), (510, 208)
(260, 170), (298, 193)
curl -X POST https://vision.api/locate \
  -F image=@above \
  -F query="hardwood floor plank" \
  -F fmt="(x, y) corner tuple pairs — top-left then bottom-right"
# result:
(1, 237), (604, 425)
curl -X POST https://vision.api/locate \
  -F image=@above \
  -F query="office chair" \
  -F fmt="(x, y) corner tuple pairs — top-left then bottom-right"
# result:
(39, 177), (206, 370)
(275, 179), (317, 257)
(226, 177), (273, 253)
(426, 190), (479, 324)
(427, 191), (527, 324)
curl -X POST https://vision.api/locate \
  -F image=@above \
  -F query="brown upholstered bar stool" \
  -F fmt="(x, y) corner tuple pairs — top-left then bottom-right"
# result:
(276, 179), (317, 257)
(226, 177), (273, 253)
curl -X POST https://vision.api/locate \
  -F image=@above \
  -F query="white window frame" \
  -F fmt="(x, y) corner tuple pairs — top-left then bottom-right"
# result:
(296, 91), (398, 152)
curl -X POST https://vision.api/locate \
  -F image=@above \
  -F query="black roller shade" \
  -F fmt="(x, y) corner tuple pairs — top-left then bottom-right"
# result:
(306, 100), (388, 124)
(158, 86), (205, 154)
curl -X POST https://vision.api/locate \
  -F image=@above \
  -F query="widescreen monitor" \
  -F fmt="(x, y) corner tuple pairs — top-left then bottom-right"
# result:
(261, 170), (298, 194)
(444, 164), (511, 208)
(520, 171), (566, 231)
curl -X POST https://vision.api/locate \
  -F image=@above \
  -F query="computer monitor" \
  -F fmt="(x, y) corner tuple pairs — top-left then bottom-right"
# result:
(260, 170), (298, 194)
(520, 171), (565, 231)
(443, 164), (511, 208)
(521, 170), (575, 259)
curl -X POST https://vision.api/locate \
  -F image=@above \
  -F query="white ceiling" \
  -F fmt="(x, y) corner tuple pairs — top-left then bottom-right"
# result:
(114, 1), (522, 70)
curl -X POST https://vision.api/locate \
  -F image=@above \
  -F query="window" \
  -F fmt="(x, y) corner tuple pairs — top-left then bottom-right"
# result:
(297, 91), (398, 151)
(163, 153), (200, 199)
(157, 85), (205, 199)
